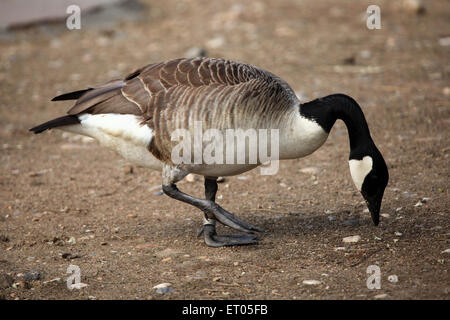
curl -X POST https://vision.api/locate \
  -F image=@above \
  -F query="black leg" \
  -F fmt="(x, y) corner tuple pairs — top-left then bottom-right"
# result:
(162, 183), (263, 234)
(195, 178), (261, 247)
(204, 178), (218, 202)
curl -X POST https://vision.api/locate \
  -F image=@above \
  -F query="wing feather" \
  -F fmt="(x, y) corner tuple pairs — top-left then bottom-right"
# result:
(54, 57), (299, 162)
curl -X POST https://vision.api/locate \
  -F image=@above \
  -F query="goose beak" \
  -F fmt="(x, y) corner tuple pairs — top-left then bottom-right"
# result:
(362, 191), (384, 226)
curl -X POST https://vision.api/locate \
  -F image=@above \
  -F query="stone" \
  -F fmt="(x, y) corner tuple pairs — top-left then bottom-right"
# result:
(299, 167), (321, 175)
(343, 235), (361, 243)
(302, 280), (321, 285)
(68, 282), (88, 290)
(153, 282), (173, 294)
(388, 275), (398, 283)
(24, 271), (41, 281)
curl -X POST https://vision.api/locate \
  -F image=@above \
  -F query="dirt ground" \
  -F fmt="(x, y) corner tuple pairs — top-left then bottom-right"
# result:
(0, 0), (449, 300)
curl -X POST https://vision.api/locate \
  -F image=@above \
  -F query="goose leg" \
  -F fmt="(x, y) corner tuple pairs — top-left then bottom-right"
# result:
(162, 183), (263, 235)
(197, 178), (259, 247)
(161, 166), (262, 246)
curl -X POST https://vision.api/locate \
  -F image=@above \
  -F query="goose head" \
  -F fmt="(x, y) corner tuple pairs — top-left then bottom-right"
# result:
(349, 145), (389, 226)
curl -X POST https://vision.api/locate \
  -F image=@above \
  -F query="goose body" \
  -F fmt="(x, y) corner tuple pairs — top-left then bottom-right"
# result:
(31, 57), (389, 247)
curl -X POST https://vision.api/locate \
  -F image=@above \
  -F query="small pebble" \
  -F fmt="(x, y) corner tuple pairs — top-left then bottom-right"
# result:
(153, 282), (173, 294)
(299, 167), (321, 175)
(343, 235), (361, 243)
(302, 280), (321, 285)
(439, 37), (450, 47)
(24, 271), (41, 281)
(394, 232), (403, 237)
(343, 219), (359, 226)
(388, 275), (398, 283)
(414, 201), (422, 207)
(441, 249), (450, 254)
(374, 293), (388, 299)
(13, 281), (30, 289)
(62, 253), (81, 260)
(43, 278), (61, 284)
(68, 282), (88, 290)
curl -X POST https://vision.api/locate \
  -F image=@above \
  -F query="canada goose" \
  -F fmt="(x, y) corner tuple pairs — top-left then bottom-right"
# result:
(30, 57), (389, 247)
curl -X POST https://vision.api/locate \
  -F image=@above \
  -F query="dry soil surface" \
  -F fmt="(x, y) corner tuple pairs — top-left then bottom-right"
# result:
(0, 0), (449, 299)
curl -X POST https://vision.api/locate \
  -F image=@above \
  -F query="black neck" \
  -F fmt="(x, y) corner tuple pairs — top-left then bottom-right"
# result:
(299, 94), (373, 158)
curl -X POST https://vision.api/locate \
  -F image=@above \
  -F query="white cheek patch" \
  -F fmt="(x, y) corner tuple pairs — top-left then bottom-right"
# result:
(349, 156), (373, 191)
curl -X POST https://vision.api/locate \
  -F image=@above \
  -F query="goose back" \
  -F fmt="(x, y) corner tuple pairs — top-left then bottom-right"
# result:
(62, 57), (300, 163)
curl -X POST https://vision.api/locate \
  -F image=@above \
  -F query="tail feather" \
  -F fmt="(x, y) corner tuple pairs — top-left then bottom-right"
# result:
(29, 115), (80, 134)
(51, 89), (93, 101)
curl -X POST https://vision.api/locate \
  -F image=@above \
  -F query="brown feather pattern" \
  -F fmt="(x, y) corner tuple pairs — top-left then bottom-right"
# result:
(62, 57), (299, 163)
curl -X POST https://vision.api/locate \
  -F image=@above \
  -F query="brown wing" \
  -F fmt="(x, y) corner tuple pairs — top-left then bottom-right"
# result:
(58, 57), (298, 162)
